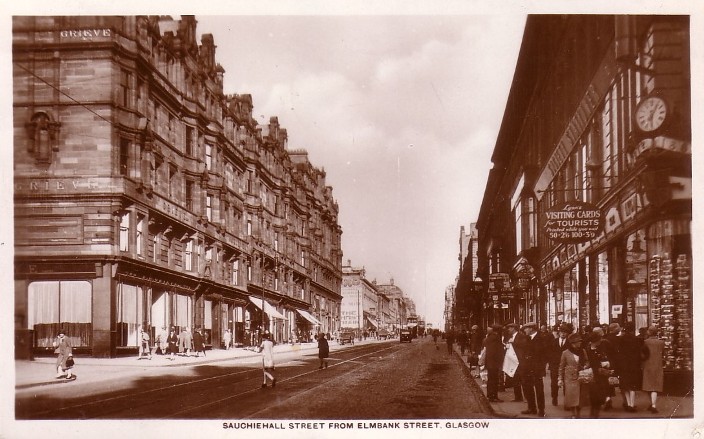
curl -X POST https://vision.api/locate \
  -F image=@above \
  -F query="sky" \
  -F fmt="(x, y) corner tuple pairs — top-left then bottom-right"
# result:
(195, 15), (526, 328)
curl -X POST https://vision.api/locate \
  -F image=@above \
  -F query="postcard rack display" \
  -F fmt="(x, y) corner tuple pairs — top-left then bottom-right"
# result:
(648, 253), (692, 371)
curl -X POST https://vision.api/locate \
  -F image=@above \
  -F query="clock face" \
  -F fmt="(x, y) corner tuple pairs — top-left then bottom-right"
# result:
(635, 96), (668, 132)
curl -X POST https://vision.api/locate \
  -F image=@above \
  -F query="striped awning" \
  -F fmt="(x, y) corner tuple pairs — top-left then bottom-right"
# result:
(248, 296), (285, 319)
(296, 309), (322, 326)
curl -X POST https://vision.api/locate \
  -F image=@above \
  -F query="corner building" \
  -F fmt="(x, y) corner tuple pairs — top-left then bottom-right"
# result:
(13, 16), (342, 358)
(475, 16), (691, 392)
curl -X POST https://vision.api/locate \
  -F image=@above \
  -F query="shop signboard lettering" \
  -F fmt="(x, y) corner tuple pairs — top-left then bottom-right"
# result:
(544, 201), (603, 243)
(60, 29), (112, 39)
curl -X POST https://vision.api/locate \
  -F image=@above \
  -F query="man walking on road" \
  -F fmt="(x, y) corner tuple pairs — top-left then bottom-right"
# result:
(259, 332), (276, 388)
(318, 332), (330, 369)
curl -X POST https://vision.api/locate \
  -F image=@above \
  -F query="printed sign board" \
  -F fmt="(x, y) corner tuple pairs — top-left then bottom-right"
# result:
(544, 201), (603, 243)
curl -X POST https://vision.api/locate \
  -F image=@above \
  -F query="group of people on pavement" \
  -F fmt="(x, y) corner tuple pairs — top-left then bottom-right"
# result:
(136, 326), (207, 361)
(476, 320), (665, 418)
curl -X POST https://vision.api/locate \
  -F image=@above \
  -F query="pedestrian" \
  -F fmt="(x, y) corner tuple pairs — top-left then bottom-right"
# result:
(469, 325), (483, 359)
(259, 332), (276, 388)
(166, 327), (179, 361)
(318, 332), (330, 369)
(584, 329), (614, 418)
(224, 329), (233, 350)
(446, 329), (455, 355)
(618, 322), (644, 412)
(193, 328), (206, 357)
(604, 323), (623, 410)
(548, 323), (571, 406)
(641, 326), (665, 413)
(156, 326), (168, 355)
(53, 328), (74, 380)
(504, 323), (525, 402)
(558, 333), (588, 418)
(432, 329), (440, 349)
(138, 326), (152, 360)
(483, 324), (505, 402)
(517, 322), (547, 417)
(179, 326), (193, 357)
(457, 329), (468, 356)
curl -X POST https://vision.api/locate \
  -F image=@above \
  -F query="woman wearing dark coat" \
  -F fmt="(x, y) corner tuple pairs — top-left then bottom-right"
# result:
(584, 330), (614, 418)
(193, 328), (206, 357)
(318, 333), (330, 369)
(618, 325), (644, 412)
(166, 328), (179, 361)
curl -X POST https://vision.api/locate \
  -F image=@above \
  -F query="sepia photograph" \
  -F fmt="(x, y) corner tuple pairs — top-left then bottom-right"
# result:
(3, 1), (701, 438)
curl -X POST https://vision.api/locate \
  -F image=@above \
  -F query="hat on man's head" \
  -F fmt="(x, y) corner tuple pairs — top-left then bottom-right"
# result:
(58, 328), (66, 336)
(471, 325), (479, 330)
(505, 323), (519, 330)
(567, 333), (582, 344)
(608, 323), (621, 333)
(521, 322), (537, 330)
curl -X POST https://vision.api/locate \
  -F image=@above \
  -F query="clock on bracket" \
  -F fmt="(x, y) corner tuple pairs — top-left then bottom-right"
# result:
(635, 94), (668, 133)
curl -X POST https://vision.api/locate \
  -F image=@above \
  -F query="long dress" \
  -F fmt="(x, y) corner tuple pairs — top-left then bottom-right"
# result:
(585, 341), (612, 413)
(167, 332), (179, 354)
(318, 336), (330, 359)
(261, 339), (275, 369)
(641, 337), (664, 392)
(558, 349), (582, 408)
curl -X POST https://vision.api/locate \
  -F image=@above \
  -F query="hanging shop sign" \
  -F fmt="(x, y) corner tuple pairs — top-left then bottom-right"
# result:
(488, 273), (515, 299)
(544, 201), (603, 243)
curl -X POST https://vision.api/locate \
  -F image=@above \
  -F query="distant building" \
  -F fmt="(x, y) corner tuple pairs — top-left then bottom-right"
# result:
(341, 260), (380, 335)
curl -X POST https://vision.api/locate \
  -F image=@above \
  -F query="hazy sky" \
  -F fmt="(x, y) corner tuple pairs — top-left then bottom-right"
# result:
(195, 15), (526, 327)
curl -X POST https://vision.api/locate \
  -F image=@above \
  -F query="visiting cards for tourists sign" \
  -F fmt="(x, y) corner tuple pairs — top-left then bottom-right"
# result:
(544, 201), (603, 243)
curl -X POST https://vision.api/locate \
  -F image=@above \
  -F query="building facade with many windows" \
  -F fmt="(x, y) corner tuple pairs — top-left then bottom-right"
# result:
(13, 15), (342, 357)
(472, 15), (691, 392)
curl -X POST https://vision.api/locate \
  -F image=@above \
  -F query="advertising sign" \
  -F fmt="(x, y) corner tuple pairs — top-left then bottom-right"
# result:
(544, 201), (603, 243)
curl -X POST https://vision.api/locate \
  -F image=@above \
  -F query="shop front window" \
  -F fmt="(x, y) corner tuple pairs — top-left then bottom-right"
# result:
(596, 251), (610, 324)
(647, 219), (692, 371)
(626, 230), (648, 330)
(117, 283), (145, 347)
(563, 267), (579, 330)
(28, 280), (92, 348)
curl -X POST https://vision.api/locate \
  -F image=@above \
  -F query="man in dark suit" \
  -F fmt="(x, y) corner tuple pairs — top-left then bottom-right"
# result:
(483, 324), (505, 402)
(516, 322), (546, 417)
(547, 323), (572, 406)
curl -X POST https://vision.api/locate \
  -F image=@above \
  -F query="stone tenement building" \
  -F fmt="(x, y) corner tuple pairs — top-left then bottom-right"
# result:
(13, 15), (343, 357)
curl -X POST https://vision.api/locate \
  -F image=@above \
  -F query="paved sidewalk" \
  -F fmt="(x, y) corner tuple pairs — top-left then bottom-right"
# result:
(15, 337), (384, 390)
(452, 345), (694, 419)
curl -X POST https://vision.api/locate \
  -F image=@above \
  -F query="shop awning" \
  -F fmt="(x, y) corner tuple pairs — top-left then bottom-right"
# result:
(296, 309), (322, 326)
(248, 296), (286, 319)
(366, 317), (378, 328)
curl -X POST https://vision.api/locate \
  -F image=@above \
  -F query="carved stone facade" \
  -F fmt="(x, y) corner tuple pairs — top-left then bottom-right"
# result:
(13, 15), (342, 357)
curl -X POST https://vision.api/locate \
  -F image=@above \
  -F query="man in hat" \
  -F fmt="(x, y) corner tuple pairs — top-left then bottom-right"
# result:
(504, 322), (525, 402)
(604, 322), (623, 410)
(547, 323), (572, 406)
(517, 322), (546, 417)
